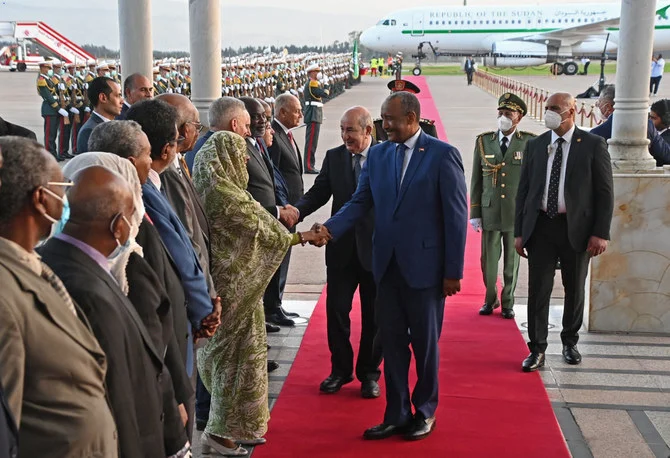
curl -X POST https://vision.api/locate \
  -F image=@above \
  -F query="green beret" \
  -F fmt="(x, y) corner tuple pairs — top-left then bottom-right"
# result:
(498, 92), (527, 116)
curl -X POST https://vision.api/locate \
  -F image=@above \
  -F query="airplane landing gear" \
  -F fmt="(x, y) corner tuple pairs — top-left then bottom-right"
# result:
(550, 62), (564, 75)
(412, 67), (422, 76)
(563, 61), (579, 76)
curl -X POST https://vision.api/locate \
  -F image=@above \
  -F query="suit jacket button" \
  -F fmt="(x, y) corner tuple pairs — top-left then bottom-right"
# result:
(501, 162), (506, 166)
(501, 195), (506, 199)
(502, 172), (506, 177)
(501, 183), (506, 188)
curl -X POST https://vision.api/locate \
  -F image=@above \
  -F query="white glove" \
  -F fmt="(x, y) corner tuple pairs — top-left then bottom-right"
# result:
(290, 88), (298, 95)
(58, 108), (69, 117)
(84, 107), (91, 113)
(469, 218), (482, 232)
(69, 107), (80, 114)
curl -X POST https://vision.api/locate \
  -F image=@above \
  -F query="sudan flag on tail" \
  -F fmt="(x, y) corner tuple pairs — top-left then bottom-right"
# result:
(352, 39), (360, 79)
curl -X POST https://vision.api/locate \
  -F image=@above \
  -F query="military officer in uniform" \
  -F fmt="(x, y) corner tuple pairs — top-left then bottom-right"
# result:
(470, 93), (535, 319)
(37, 60), (69, 159)
(51, 60), (77, 159)
(373, 79), (437, 141)
(303, 62), (330, 173)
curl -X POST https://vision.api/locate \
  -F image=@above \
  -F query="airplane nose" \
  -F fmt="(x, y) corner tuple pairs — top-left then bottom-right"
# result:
(359, 28), (376, 48)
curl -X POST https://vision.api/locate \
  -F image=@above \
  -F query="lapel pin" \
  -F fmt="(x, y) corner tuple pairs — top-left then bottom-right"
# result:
(419, 148), (425, 152)
(576, 138), (582, 143)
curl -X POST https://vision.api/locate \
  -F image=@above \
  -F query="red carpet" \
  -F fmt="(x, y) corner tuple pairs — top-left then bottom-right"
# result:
(254, 77), (569, 458)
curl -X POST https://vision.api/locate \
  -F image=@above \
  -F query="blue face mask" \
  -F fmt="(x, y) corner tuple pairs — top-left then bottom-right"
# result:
(104, 71), (111, 78)
(107, 214), (131, 260)
(111, 70), (118, 77)
(46, 69), (54, 77)
(75, 70), (82, 78)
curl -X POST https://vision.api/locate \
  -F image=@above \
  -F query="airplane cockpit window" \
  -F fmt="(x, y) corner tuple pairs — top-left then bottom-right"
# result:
(390, 19), (396, 25)
(377, 19), (390, 26)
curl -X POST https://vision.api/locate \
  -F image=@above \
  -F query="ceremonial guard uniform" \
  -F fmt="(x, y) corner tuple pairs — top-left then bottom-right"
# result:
(303, 63), (329, 173)
(373, 79), (437, 141)
(470, 93), (535, 317)
(51, 62), (75, 158)
(69, 63), (87, 154)
(36, 61), (63, 158)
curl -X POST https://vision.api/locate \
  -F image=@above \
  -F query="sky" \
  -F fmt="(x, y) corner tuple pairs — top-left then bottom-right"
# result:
(0, 0), (621, 50)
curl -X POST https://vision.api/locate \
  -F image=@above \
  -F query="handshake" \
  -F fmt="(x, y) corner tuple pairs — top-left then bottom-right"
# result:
(295, 223), (333, 247)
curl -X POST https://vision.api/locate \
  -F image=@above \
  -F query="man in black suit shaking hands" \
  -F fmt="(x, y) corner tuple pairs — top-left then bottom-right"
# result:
(515, 92), (613, 372)
(296, 106), (382, 399)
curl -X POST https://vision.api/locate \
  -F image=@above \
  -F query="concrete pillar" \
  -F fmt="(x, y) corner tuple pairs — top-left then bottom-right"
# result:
(189, 0), (222, 125)
(608, 0), (657, 171)
(118, 0), (153, 80)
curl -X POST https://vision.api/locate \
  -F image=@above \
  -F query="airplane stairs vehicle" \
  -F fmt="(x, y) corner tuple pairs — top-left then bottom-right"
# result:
(0, 21), (95, 71)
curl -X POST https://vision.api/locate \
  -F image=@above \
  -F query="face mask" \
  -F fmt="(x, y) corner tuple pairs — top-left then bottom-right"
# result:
(75, 70), (82, 78)
(183, 70), (189, 76)
(40, 185), (69, 239)
(594, 105), (608, 123)
(497, 115), (513, 132)
(111, 70), (118, 77)
(544, 109), (567, 130)
(58, 69), (65, 76)
(108, 214), (131, 260)
(316, 72), (323, 80)
(46, 69), (54, 77)
(104, 71), (111, 78)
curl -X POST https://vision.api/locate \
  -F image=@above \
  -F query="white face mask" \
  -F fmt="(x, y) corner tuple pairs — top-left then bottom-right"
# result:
(108, 214), (131, 260)
(316, 71), (323, 80)
(497, 115), (513, 132)
(545, 109), (567, 130)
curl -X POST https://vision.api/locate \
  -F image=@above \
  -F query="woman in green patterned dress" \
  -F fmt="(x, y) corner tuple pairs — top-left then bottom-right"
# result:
(192, 131), (321, 456)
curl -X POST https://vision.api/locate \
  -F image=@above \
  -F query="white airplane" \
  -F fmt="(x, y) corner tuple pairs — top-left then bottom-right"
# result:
(359, 2), (670, 76)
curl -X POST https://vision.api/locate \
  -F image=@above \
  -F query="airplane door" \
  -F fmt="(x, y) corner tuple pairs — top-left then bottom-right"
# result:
(412, 13), (424, 36)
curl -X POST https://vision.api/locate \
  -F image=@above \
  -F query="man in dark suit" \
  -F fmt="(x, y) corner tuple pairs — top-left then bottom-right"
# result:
(118, 73), (154, 120)
(296, 106), (382, 398)
(40, 166), (166, 458)
(590, 84), (670, 166)
(649, 98), (670, 143)
(240, 97), (299, 327)
(127, 99), (220, 368)
(266, 93), (305, 324)
(76, 77), (123, 154)
(464, 56), (476, 85)
(0, 138), (117, 458)
(515, 92), (614, 372)
(0, 117), (36, 140)
(317, 92), (468, 441)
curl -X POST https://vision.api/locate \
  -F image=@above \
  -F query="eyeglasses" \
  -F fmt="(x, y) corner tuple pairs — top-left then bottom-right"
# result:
(188, 121), (205, 133)
(46, 181), (74, 190)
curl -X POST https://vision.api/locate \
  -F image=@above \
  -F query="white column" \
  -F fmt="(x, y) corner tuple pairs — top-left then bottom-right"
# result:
(118, 0), (153, 79)
(608, 0), (658, 171)
(189, 0), (222, 126)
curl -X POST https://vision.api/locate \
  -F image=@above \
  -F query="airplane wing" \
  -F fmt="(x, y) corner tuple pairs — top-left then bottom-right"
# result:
(517, 17), (621, 44)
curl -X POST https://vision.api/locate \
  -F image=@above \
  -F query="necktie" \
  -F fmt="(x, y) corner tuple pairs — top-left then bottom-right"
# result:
(395, 143), (407, 191)
(287, 130), (301, 162)
(40, 261), (77, 316)
(500, 136), (508, 154)
(179, 156), (191, 180)
(546, 138), (564, 218)
(353, 154), (362, 185)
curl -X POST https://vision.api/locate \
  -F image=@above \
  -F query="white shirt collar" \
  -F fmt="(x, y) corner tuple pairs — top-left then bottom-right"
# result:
(124, 101), (132, 109)
(550, 124), (576, 145)
(499, 129), (516, 143)
(402, 128), (422, 150)
(275, 119), (291, 134)
(93, 110), (112, 122)
(148, 168), (161, 191)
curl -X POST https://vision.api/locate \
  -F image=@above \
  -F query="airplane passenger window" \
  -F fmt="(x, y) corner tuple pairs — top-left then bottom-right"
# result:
(448, 21), (452, 25)
(486, 20), (490, 24)
(578, 18), (582, 22)
(442, 20), (445, 25)
(467, 20), (471, 24)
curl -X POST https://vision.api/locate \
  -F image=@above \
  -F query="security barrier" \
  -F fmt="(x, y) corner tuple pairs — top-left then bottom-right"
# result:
(473, 69), (602, 128)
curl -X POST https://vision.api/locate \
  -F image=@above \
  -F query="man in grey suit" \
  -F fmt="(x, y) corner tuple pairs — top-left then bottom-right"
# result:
(515, 93), (614, 372)
(76, 76), (123, 154)
(0, 136), (117, 458)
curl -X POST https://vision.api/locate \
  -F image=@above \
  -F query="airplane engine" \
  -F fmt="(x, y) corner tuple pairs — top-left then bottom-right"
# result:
(491, 41), (549, 67)
(571, 38), (617, 55)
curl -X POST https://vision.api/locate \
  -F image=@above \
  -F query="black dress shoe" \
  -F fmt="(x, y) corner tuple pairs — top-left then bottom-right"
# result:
(521, 352), (545, 372)
(479, 301), (500, 315)
(501, 308), (515, 319)
(280, 306), (300, 318)
(562, 345), (582, 365)
(305, 169), (320, 174)
(404, 415), (436, 441)
(361, 380), (380, 399)
(319, 374), (353, 394)
(267, 360), (279, 372)
(363, 422), (410, 440)
(265, 322), (280, 333)
(266, 310), (295, 327)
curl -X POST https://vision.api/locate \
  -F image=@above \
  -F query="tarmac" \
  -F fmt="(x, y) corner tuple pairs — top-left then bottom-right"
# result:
(2, 68), (669, 458)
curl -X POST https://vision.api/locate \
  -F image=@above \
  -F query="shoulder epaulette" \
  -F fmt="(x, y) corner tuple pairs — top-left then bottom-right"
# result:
(309, 80), (319, 88)
(37, 77), (48, 87)
(420, 118), (435, 125)
(476, 131), (495, 139)
(518, 130), (537, 137)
